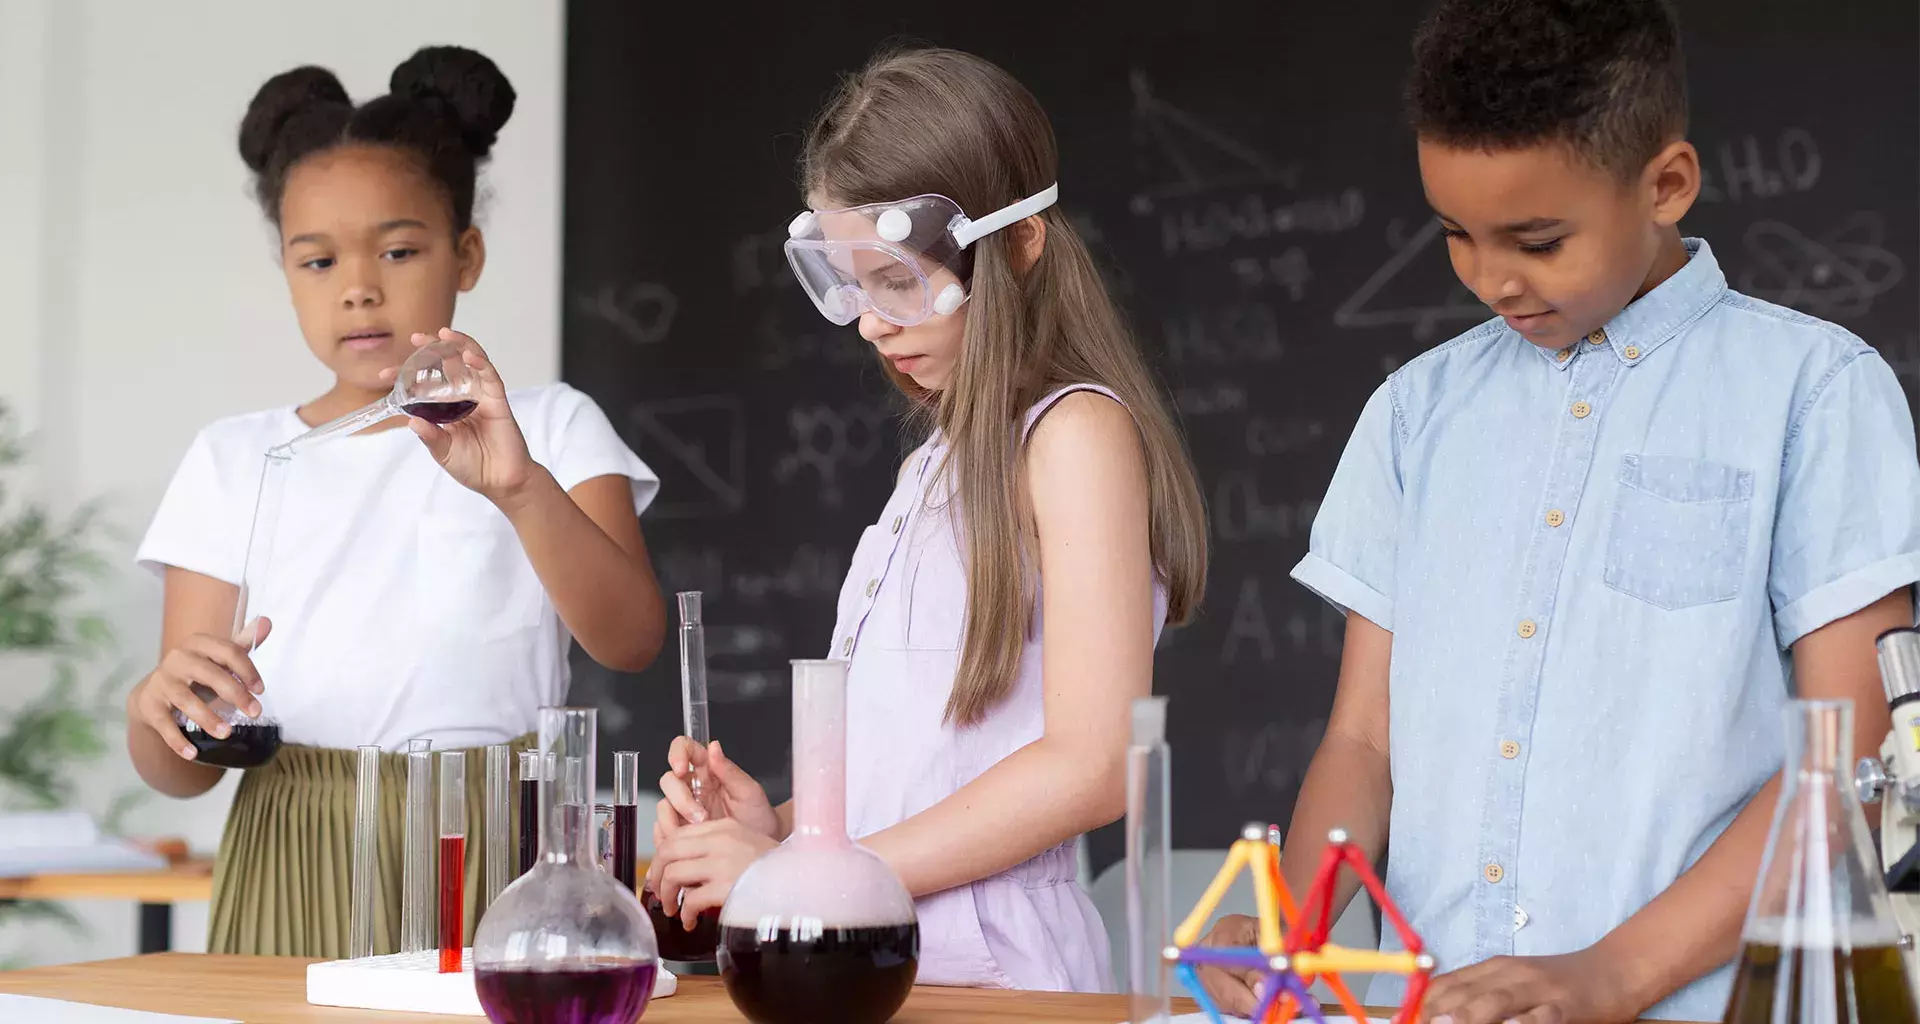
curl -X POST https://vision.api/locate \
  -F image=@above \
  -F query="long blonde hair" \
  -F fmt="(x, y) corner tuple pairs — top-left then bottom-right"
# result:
(803, 47), (1208, 726)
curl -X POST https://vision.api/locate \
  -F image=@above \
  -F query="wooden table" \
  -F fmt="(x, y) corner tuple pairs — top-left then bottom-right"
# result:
(0, 858), (214, 954)
(0, 953), (1705, 1023)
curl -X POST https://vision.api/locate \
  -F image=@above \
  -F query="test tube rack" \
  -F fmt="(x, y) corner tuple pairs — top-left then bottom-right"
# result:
(1167, 824), (1430, 1024)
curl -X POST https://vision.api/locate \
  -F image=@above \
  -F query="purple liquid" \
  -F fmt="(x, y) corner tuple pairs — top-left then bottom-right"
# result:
(518, 778), (538, 877)
(184, 722), (282, 769)
(642, 886), (719, 963)
(612, 804), (637, 891)
(718, 922), (918, 1024)
(403, 399), (477, 425)
(474, 960), (657, 1024)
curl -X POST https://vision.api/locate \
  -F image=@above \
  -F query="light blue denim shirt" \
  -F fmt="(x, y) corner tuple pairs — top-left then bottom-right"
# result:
(1292, 239), (1920, 1019)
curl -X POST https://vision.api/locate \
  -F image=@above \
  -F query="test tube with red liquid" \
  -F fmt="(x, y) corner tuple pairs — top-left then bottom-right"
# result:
(516, 750), (540, 879)
(438, 751), (466, 974)
(613, 752), (639, 891)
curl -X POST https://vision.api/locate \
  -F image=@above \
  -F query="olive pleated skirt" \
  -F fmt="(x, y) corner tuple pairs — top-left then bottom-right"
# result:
(208, 735), (535, 957)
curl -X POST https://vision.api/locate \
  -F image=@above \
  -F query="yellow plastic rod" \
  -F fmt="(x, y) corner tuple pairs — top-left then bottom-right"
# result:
(1290, 947), (1422, 976)
(1173, 842), (1250, 947)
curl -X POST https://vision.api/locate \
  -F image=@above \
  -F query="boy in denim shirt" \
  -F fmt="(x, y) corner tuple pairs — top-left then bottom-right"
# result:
(1200, 1), (1920, 1020)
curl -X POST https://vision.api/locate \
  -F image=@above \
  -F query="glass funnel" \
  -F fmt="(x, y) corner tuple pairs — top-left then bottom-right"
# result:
(473, 707), (661, 1023)
(272, 339), (477, 456)
(717, 659), (918, 1024)
(1722, 699), (1919, 1023)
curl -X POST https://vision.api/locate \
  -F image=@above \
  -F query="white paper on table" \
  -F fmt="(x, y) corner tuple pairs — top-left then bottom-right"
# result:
(0, 994), (238, 1024)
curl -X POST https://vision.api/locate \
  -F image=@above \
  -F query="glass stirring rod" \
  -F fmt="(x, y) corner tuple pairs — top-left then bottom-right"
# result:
(678, 592), (715, 815)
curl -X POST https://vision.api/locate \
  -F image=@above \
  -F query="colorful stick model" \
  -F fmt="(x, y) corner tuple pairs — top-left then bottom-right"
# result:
(1166, 824), (1432, 1024)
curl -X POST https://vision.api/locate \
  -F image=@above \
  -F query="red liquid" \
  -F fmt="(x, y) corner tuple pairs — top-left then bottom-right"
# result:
(518, 779), (538, 877)
(718, 922), (918, 1023)
(403, 399), (477, 424)
(642, 887), (719, 963)
(440, 834), (466, 973)
(182, 722), (282, 769)
(612, 804), (637, 891)
(474, 960), (657, 1024)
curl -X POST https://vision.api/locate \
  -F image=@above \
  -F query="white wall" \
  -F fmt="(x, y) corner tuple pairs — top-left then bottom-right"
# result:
(0, 0), (564, 965)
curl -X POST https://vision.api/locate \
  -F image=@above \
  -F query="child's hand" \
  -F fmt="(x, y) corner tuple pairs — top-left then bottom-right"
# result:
(127, 619), (271, 760)
(1421, 948), (1642, 1024)
(389, 329), (535, 506)
(655, 738), (781, 838)
(1193, 914), (1263, 1016)
(646, 817), (779, 929)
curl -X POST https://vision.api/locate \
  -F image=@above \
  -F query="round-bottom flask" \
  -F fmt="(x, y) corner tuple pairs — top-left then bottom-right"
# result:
(717, 659), (919, 1024)
(473, 707), (661, 1024)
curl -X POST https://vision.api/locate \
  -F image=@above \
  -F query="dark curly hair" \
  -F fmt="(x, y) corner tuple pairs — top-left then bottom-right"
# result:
(1406, 0), (1687, 179)
(238, 46), (516, 233)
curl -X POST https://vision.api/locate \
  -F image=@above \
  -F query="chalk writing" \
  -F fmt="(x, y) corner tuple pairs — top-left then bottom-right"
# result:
(1230, 247), (1313, 300)
(732, 230), (798, 295)
(1221, 576), (1276, 665)
(1698, 128), (1821, 205)
(1245, 415), (1326, 457)
(626, 395), (747, 519)
(757, 311), (872, 370)
(1738, 213), (1903, 318)
(1222, 719), (1329, 796)
(652, 544), (846, 604)
(1127, 70), (1302, 213)
(708, 670), (782, 704)
(775, 403), (895, 507)
(574, 282), (679, 346)
(1163, 302), (1284, 365)
(1333, 218), (1486, 339)
(1156, 190), (1364, 256)
(1175, 383), (1249, 417)
(1212, 472), (1320, 542)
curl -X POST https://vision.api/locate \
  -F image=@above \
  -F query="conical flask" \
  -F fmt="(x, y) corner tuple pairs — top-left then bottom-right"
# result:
(1722, 699), (1919, 1023)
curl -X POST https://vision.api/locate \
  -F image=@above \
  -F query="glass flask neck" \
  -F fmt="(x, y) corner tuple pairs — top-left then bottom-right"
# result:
(790, 660), (850, 840)
(538, 708), (597, 866)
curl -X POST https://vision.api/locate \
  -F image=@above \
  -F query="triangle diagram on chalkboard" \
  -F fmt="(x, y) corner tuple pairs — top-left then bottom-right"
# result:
(626, 395), (747, 519)
(1332, 218), (1490, 340)
(1129, 71), (1302, 212)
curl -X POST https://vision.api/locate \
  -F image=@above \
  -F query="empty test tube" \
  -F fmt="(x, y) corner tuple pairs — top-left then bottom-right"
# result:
(484, 743), (510, 910)
(349, 744), (381, 960)
(678, 592), (713, 811)
(402, 738), (435, 954)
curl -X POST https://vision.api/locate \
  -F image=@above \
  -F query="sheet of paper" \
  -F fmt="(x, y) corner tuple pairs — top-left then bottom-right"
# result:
(1128, 1014), (1390, 1024)
(0, 994), (238, 1024)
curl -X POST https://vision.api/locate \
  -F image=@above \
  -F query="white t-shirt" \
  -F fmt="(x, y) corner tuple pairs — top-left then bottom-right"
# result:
(135, 383), (658, 751)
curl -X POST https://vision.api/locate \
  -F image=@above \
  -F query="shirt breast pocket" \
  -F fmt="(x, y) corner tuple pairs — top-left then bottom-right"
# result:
(417, 511), (544, 639)
(905, 540), (967, 652)
(1603, 453), (1753, 611)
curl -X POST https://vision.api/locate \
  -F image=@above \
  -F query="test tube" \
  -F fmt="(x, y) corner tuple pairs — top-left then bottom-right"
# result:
(678, 591), (713, 812)
(349, 744), (381, 960)
(1125, 696), (1172, 1024)
(517, 750), (541, 877)
(438, 751), (466, 974)
(484, 744), (510, 910)
(401, 738), (435, 955)
(612, 751), (640, 891)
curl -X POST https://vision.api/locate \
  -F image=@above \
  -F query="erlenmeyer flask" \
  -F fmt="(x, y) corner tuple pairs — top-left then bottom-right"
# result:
(1722, 699), (1920, 1023)
(717, 659), (918, 1024)
(472, 707), (661, 1023)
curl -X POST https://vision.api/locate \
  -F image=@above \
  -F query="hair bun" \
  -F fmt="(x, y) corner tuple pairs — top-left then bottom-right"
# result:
(389, 46), (517, 158)
(238, 66), (350, 172)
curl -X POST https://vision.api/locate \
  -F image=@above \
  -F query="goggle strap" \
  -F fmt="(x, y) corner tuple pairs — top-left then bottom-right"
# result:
(949, 183), (1060, 248)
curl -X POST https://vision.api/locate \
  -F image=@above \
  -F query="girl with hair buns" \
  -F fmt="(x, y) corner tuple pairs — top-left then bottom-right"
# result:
(126, 46), (667, 957)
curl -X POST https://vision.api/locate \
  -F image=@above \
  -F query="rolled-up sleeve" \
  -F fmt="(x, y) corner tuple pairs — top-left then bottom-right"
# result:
(1770, 349), (1920, 647)
(1292, 380), (1403, 631)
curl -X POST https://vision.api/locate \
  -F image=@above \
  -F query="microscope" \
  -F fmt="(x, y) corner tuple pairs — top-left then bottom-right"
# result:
(1853, 626), (1920, 984)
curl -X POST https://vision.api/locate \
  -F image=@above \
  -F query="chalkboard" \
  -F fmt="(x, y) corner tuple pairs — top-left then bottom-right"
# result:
(560, 0), (1919, 875)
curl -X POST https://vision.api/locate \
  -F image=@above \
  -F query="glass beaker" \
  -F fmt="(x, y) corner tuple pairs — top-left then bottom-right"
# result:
(272, 339), (478, 455)
(1722, 699), (1920, 1023)
(473, 707), (660, 1024)
(716, 659), (918, 1024)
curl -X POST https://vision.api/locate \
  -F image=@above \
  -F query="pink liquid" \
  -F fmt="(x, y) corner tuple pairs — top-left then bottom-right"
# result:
(641, 886), (719, 963)
(403, 399), (477, 425)
(440, 834), (465, 973)
(474, 960), (657, 1024)
(718, 922), (917, 1023)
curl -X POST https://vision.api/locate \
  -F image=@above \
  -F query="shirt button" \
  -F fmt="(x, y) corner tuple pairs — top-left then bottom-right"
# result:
(1544, 509), (1565, 528)
(1570, 401), (1592, 419)
(891, 515), (903, 534)
(1588, 329), (1607, 346)
(1624, 344), (1641, 360)
(1514, 906), (1530, 930)
(1500, 740), (1520, 759)
(841, 636), (855, 656)
(1517, 619), (1537, 639)
(1555, 348), (1571, 363)
(865, 579), (879, 597)
(1484, 862), (1505, 884)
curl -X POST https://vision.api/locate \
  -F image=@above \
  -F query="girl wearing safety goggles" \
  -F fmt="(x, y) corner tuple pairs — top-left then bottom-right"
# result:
(649, 46), (1208, 992)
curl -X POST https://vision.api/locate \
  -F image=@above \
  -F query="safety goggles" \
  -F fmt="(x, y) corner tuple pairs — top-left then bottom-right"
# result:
(783, 184), (1059, 327)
